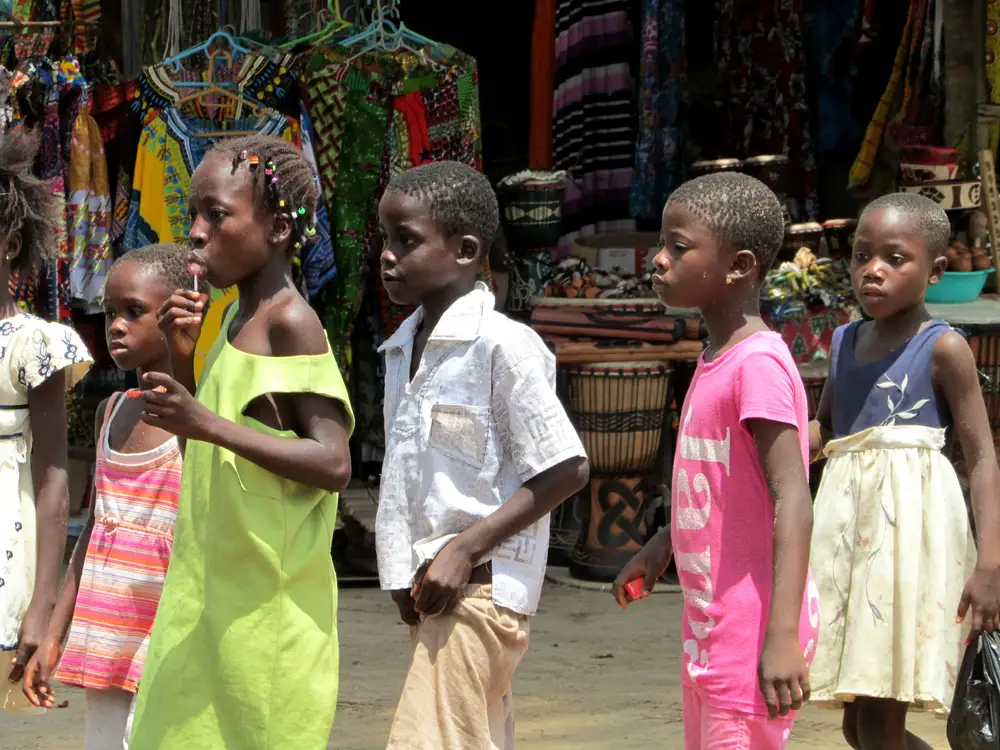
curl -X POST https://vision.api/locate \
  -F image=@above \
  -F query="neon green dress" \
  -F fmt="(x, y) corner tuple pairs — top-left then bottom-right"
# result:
(129, 304), (355, 749)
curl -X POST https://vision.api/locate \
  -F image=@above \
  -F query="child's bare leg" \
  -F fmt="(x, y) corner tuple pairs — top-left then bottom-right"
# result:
(842, 702), (860, 750)
(855, 698), (933, 750)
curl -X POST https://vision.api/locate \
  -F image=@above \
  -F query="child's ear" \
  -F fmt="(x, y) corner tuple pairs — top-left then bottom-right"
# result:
(455, 234), (482, 268)
(729, 248), (758, 283)
(270, 212), (293, 249)
(929, 254), (948, 285)
(2, 232), (21, 266)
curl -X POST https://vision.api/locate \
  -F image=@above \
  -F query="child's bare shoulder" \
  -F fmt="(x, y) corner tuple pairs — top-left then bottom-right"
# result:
(266, 292), (329, 358)
(931, 328), (976, 374)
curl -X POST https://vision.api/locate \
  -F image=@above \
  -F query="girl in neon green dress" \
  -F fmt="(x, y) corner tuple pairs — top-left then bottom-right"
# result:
(128, 136), (354, 750)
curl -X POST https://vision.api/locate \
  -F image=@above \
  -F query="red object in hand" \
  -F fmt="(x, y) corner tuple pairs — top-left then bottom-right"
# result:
(625, 579), (648, 601)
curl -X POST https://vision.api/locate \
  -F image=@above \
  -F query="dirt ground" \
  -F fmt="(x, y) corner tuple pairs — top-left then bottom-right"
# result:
(0, 577), (949, 749)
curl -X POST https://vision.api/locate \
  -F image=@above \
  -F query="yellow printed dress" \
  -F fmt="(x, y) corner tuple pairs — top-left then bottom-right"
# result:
(129, 304), (355, 749)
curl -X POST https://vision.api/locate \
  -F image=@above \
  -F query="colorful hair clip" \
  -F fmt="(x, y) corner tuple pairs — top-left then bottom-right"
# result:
(240, 150), (248, 160)
(306, 226), (317, 237)
(271, 177), (278, 184)
(248, 155), (260, 168)
(297, 207), (306, 216)
(279, 200), (286, 208)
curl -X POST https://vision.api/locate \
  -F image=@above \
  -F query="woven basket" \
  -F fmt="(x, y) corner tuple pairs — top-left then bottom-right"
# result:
(497, 170), (566, 256)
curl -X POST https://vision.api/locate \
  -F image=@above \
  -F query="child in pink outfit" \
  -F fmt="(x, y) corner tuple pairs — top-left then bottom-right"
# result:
(613, 174), (818, 750)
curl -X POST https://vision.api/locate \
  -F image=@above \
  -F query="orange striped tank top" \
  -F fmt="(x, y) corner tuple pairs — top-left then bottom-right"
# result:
(55, 391), (182, 693)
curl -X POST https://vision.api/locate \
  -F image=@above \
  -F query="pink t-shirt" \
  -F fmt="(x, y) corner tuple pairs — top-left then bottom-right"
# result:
(671, 331), (821, 715)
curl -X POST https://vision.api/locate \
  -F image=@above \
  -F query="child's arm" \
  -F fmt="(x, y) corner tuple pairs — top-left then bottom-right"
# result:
(934, 331), (1000, 633)
(142, 305), (352, 493)
(808, 377), (833, 462)
(9, 374), (72, 684)
(413, 456), (589, 615)
(749, 418), (813, 719)
(411, 349), (589, 616)
(21, 398), (107, 706)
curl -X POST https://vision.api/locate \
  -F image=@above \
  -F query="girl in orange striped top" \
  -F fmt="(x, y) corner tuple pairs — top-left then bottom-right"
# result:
(22, 244), (191, 750)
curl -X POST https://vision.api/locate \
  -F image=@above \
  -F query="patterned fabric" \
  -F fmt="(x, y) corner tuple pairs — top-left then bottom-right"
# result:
(763, 302), (858, 363)
(298, 104), (336, 298)
(112, 55), (300, 247)
(123, 109), (293, 251)
(713, 0), (818, 220)
(630, 0), (686, 219)
(530, 0), (557, 169)
(0, 316), (91, 650)
(315, 66), (388, 379)
(55, 392), (181, 693)
(849, 0), (935, 195)
(553, 0), (637, 253)
(67, 107), (111, 312)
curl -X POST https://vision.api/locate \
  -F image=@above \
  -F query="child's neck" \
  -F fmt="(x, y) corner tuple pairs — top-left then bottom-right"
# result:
(236, 257), (296, 319)
(137, 358), (172, 389)
(419, 277), (478, 335)
(700, 290), (768, 359)
(869, 303), (931, 345)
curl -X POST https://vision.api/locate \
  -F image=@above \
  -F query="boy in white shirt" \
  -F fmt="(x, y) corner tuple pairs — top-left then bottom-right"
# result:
(376, 161), (590, 749)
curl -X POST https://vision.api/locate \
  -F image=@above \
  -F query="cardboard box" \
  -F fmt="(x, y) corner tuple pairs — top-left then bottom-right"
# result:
(571, 233), (662, 273)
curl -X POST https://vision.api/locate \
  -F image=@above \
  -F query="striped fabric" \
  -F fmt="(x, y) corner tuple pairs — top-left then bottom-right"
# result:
(56, 393), (181, 693)
(552, 0), (638, 254)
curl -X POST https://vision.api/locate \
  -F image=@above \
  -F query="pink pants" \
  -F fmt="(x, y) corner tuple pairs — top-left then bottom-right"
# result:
(683, 687), (795, 750)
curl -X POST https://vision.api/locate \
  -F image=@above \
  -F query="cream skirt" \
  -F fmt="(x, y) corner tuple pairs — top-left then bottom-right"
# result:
(810, 425), (977, 713)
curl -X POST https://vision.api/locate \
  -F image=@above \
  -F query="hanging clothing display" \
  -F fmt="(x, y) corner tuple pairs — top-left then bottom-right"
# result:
(67, 104), (111, 313)
(552, 0), (637, 253)
(712, 0), (818, 221)
(630, 0), (686, 219)
(848, 0), (939, 198)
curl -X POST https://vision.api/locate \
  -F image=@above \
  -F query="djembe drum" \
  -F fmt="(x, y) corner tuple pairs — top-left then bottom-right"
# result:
(744, 155), (791, 223)
(559, 361), (673, 581)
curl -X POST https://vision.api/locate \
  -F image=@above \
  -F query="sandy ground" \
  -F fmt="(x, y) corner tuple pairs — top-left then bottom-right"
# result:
(0, 577), (949, 749)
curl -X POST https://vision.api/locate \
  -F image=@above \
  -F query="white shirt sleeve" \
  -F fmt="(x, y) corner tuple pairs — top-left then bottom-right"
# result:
(492, 350), (587, 483)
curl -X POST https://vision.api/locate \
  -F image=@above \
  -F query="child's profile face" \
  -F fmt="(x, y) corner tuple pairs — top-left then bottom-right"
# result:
(652, 201), (731, 309)
(188, 152), (274, 289)
(103, 263), (171, 372)
(377, 190), (477, 306)
(851, 208), (945, 319)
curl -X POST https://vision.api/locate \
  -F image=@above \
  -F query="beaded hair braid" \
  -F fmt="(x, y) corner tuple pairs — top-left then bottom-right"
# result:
(209, 135), (321, 255)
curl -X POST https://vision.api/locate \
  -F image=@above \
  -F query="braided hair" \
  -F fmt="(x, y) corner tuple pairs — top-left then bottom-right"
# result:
(0, 127), (62, 273)
(207, 134), (320, 255)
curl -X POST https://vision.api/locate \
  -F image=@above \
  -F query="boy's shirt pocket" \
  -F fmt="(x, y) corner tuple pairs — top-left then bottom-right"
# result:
(428, 403), (491, 468)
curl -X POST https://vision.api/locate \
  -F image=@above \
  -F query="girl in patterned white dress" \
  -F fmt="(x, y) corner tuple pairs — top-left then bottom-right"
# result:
(810, 193), (1000, 749)
(0, 128), (93, 707)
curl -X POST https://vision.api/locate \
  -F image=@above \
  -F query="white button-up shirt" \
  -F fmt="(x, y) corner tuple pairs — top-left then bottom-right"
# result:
(376, 283), (586, 615)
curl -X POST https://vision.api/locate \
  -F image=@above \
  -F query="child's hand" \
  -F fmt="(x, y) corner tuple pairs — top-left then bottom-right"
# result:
(758, 632), (810, 719)
(390, 590), (421, 627)
(140, 372), (217, 441)
(411, 540), (474, 616)
(157, 290), (206, 361)
(958, 565), (1000, 635)
(21, 636), (61, 708)
(8, 602), (48, 684)
(611, 527), (673, 610)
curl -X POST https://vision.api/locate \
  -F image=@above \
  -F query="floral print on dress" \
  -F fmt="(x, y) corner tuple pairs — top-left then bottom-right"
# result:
(0, 315), (92, 650)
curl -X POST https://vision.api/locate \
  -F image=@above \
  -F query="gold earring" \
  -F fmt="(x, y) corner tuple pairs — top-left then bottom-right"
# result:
(725, 277), (733, 285)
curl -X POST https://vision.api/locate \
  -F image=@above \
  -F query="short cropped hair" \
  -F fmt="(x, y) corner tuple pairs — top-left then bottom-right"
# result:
(668, 172), (786, 275)
(108, 244), (193, 293)
(859, 192), (951, 258)
(385, 161), (500, 249)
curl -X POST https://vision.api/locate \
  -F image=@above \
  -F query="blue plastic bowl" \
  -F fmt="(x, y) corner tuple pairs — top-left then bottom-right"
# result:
(925, 268), (995, 304)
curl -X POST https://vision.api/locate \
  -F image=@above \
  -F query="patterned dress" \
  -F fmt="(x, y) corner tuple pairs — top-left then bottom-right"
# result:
(0, 315), (92, 651)
(55, 391), (181, 693)
(811, 320), (977, 712)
